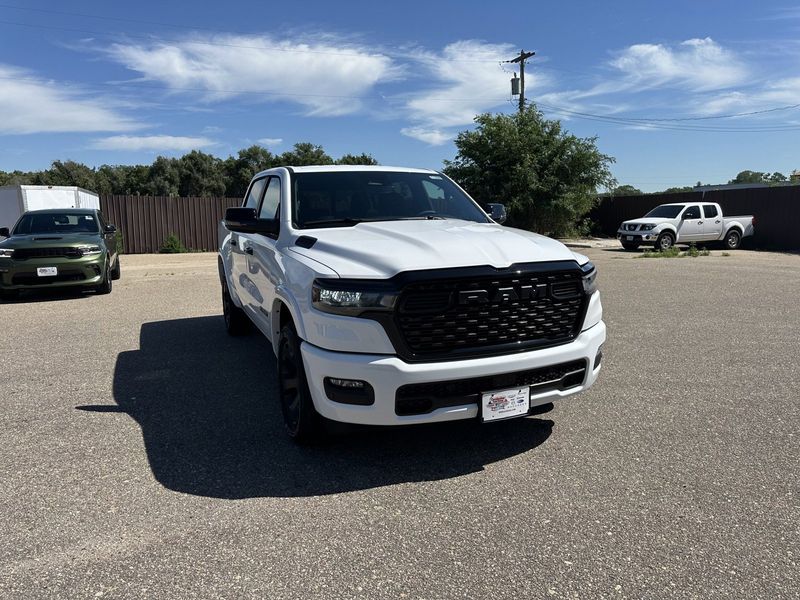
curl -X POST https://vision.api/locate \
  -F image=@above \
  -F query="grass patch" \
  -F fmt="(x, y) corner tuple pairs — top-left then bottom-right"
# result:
(638, 243), (711, 259)
(722, 252), (731, 257)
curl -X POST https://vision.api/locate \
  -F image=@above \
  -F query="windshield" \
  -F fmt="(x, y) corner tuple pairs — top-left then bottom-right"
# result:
(292, 171), (490, 228)
(644, 204), (684, 218)
(14, 212), (100, 235)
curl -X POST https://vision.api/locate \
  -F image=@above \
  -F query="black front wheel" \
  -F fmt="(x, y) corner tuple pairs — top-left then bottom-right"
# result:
(277, 323), (326, 444)
(221, 278), (250, 336)
(95, 263), (113, 295)
(655, 232), (675, 251)
(110, 257), (121, 280)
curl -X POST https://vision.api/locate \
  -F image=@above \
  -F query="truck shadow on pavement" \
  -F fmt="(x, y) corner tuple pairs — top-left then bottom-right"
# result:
(94, 316), (553, 499)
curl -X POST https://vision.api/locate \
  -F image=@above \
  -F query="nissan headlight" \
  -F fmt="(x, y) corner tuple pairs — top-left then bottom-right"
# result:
(0, 248), (14, 258)
(640, 224), (656, 231)
(77, 245), (102, 256)
(581, 261), (598, 295)
(312, 280), (398, 316)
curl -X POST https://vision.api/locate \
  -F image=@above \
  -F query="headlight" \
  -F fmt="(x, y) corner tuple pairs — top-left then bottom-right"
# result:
(312, 280), (398, 316)
(640, 224), (656, 231)
(581, 261), (598, 295)
(76, 245), (102, 256)
(0, 248), (14, 258)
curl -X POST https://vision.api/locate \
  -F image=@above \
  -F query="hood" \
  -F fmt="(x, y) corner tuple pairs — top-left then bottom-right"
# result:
(622, 217), (673, 226)
(288, 219), (578, 279)
(0, 232), (102, 248)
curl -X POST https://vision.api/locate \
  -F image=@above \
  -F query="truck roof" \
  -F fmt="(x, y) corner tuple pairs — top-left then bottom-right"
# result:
(254, 165), (439, 178)
(22, 208), (98, 214)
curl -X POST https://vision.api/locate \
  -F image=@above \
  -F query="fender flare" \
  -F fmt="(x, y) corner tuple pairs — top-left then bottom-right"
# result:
(271, 290), (306, 356)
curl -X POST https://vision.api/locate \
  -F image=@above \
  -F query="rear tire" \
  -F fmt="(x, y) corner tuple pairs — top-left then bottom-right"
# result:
(655, 232), (675, 251)
(221, 278), (250, 336)
(724, 229), (741, 250)
(277, 323), (327, 444)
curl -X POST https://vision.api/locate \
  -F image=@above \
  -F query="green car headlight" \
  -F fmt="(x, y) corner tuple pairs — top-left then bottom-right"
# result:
(77, 245), (102, 256)
(0, 248), (14, 258)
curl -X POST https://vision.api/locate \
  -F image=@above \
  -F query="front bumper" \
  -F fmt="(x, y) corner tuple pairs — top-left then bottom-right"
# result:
(617, 231), (657, 244)
(301, 321), (606, 426)
(0, 255), (106, 290)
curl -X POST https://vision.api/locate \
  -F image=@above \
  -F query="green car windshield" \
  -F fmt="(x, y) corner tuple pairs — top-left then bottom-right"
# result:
(14, 213), (100, 235)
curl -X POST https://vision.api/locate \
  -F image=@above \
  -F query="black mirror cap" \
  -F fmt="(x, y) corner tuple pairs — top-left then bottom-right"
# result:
(104, 224), (117, 234)
(485, 203), (508, 224)
(0, 227), (9, 238)
(224, 207), (279, 235)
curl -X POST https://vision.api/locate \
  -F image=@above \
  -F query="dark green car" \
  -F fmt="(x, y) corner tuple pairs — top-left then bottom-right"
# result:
(0, 208), (120, 299)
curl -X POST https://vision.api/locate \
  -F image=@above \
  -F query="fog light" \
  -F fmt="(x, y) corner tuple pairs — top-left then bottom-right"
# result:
(324, 377), (375, 406)
(328, 378), (365, 388)
(594, 347), (604, 370)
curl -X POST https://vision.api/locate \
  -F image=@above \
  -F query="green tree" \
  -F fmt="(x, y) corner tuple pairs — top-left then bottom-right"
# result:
(146, 156), (181, 196)
(336, 153), (379, 165)
(611, 184), (643, 196)
(177, 150), (226, 197)
(443, 105), (616, 235)
(279, 142), (334, 166)
(659, 186), (695, 194)
(39, 160), (97, 189)
(223, 145), (276, 198)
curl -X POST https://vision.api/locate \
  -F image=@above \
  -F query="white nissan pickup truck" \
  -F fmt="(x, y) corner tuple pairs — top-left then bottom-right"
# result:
(218, 166), (605, 442)
(617, 201), (755, 251)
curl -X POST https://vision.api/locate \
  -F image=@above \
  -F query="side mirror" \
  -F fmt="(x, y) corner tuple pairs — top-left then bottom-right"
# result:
(104, 224), (117, 234)
(224, 207), (279, 235)
(485, 203), (508, 224)
(0, 227), (9, 238)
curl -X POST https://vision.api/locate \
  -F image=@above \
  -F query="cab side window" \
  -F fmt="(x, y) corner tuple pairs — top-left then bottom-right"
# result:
(259, 177), (281, 220)
(683, 205), (701, 219)
(703, 205), (718, 218)
(243, 178), (267, 210)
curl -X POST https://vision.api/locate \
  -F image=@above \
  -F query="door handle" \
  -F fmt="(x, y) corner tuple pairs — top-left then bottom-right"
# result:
(245, 247), (254, 255)
(230, 239), (237, 246)
(697, 221), (703, 225)
(715, 220), (720, 224)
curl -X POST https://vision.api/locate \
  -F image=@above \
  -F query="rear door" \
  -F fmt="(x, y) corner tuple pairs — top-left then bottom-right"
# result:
(677, 205), (703, 241)
(701, 204), (723, 241)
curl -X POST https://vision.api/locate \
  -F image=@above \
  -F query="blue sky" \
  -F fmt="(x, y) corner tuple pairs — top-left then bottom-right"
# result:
(1, 0), (799, 191)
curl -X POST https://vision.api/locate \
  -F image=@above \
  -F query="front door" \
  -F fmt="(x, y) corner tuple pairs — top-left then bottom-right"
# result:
(231, 177), (267, 312)
(678, 205), (703, 242)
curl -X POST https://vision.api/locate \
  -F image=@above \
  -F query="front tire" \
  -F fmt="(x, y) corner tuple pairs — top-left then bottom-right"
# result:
(110, 257), (121, 280)
(277, 323), (326, 444)
(95, 262), (113, 295)
(724, 229), (741, 250)
(221, 278), (250, 336)
(655, 232), (675, 251)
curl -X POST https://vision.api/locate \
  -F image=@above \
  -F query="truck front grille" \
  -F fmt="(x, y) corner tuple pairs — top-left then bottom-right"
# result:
(13, 247), (83, 259)
(395, 359), (587, 416)
(387, 263), (587, 361)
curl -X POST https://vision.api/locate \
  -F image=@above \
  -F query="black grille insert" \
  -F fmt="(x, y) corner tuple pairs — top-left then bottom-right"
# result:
(392, 267), (586, 360)
(12, 270), (86, 285)
(396, 359), (587, 416)
(13, 247), (83, 259)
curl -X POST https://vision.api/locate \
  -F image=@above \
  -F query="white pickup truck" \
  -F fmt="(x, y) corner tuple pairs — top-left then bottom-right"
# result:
(218, 166), (605, 442)
(617, 202), (755, 251)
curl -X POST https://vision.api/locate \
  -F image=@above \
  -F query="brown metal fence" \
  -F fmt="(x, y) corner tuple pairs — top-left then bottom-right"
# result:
(590, 185), (800, 250)
(100, 195), (241, 254)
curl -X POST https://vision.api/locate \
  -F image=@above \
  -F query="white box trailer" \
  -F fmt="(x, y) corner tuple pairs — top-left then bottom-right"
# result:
(0, 185), (101, 230)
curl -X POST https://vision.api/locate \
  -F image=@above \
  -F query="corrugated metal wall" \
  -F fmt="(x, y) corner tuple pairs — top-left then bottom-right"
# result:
(590, 186), (800, 250)
(100, 195), (241, 254)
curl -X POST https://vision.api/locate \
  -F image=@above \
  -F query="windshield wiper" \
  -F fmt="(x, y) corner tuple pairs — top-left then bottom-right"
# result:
(301, 217), (365, 227)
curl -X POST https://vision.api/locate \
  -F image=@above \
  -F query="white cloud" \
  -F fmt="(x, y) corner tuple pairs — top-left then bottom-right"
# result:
(90, 135), (215, 151)
(400, 127), (452, 146)
(399, 40), (544, 143)
(609, 38), (748, 92)
(257, 137), (283, 147)
(0, 64), (139, 134)
(695, 77), (800, 115)
(105, 35), (399, 117)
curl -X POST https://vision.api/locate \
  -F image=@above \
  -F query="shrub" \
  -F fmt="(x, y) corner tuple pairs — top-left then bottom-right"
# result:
(159, 233), (188, 253)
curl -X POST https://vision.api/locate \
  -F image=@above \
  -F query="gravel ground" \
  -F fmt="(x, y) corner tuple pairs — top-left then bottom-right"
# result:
(0, 248), (798, 599)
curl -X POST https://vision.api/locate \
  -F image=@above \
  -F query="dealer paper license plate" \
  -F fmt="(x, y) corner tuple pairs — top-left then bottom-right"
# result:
(481, 386), (530, 422)
(37, 267), (58, 277)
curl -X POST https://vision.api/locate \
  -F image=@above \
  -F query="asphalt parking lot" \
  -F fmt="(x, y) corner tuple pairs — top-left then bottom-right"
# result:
(1, 248), (798, 599)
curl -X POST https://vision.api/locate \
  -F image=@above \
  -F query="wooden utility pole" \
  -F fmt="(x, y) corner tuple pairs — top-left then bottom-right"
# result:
(506, 49), (535, 112)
